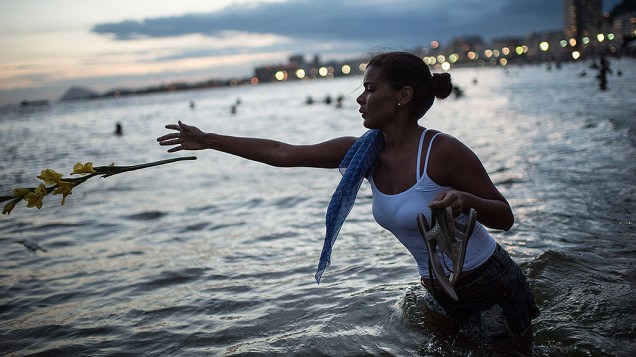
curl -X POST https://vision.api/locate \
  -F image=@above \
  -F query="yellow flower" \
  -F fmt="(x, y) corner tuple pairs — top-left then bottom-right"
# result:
(24, 184), (47, 209)
(72, 162), (95, 175)
(52, 180), (74, 205)
(37, 169), (63, 185)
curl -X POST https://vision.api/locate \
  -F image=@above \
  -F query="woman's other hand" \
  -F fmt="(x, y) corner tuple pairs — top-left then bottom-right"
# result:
(429, 190), (464, 216)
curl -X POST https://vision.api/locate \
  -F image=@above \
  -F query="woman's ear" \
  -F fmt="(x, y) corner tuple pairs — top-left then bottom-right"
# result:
(398, 86), (413, 106)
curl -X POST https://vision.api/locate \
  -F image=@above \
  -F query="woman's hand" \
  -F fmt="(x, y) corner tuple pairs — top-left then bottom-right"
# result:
(429, 188), (513, 230)
(157, 121), (208, 152)
(429, 190), (465, 216)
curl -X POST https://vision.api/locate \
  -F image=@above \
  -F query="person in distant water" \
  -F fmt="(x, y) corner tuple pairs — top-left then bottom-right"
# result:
(597, 55), (612, 91)
(157, 51), (539, 344)
(114, 122), (123, 136)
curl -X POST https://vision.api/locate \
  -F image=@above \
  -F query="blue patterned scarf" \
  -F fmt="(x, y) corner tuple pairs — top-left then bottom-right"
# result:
(315, 129), (384, 283)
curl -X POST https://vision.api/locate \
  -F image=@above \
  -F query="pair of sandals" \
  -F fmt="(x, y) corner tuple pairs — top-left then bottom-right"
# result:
(416, 206), (477, 301)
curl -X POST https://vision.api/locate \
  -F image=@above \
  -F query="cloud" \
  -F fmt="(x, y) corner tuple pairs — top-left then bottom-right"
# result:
(92, 0), (564, 51)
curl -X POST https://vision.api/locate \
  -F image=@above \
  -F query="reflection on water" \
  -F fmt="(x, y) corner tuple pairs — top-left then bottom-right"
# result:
(1, 59), (635, 356)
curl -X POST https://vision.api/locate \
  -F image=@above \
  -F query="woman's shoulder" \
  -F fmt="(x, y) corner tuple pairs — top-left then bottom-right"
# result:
(426, 131), (477, 167)
(425, 130), (459, 152)
(428, 131), (468, 150)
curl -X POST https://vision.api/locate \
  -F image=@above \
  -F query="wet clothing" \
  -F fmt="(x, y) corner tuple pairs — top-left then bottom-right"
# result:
(423, 244), (540, 341)
(369, 129), (495, 277)
(368, 128), (539, 340)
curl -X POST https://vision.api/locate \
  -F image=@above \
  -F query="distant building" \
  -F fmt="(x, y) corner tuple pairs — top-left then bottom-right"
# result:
(447, 36), (486, 56)
(610, 9), (636, 53)
(564, 0), (603, 42)
(253, 53), (362, 83)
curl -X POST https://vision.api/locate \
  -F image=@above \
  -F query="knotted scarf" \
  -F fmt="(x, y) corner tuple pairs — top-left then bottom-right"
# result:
(315, 129), (384, 283)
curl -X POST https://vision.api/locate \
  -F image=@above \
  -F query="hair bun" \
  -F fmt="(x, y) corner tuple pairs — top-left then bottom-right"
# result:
(430, 73), (453, 99)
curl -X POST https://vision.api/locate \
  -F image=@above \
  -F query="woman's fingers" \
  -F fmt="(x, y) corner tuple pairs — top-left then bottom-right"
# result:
(156, 132), (180, 142)
(158, 138), (180, 146)
(429, 190), (462, 214)
(158, 122), (197, 152)
(157, 124), (183, 152)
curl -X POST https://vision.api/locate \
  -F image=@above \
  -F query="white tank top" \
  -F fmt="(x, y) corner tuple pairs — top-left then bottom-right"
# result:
(369, 129), (496, 277)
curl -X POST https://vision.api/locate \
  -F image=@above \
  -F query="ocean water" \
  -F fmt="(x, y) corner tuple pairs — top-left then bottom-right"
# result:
(1, 58), (635, 356)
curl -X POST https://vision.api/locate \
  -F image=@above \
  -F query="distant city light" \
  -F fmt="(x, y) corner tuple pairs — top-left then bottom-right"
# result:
(230, 80), (238, 87)
(250, 77), (259, 85)
(449, 53), (459, 63)
(467, 51), (477, 60)
(295, 69), (305, 79)
(608, 33), (615, 40)
(499, 58), (508, 66)
(572, 51), (581, 60)
(484, 49), (493, 58)
(341, 64), (351, 74)
(597, 34), (605, 42)
(493, 49), (500, 57)
(275, 71), (287, 81)
(582, 37), (590, 45)
(436, 55), (445, 63)
(560, 40), (568, 47)
(502, 47), (510, 56)
(318, 67), (328, 77)
(431, 40), (439, 49)
(539, 42), (549, 51)
(359, 63), (367, 72)
(569, 38), (577, 47)
(441, 62), (451, 71)
(515, 46), (523, 55)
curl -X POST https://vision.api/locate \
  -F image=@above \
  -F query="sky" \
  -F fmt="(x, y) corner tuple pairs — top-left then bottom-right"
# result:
(0, 0), (623, 105)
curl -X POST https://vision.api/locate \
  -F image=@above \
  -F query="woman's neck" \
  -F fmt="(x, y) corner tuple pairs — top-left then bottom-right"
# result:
(381, 122), (424, 152)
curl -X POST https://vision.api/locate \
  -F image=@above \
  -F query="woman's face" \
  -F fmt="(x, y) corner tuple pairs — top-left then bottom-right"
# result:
(356, 65), (400, 129)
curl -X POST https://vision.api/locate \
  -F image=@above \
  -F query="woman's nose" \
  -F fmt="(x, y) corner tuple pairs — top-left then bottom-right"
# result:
(356, 94), (364, 105)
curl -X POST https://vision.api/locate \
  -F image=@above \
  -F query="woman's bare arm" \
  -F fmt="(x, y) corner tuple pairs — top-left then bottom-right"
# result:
(157, 121), (357, 169)
(427, 134), (514, 231)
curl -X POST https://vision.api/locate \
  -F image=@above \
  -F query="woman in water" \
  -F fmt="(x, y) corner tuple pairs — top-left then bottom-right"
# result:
(157, 51), (539, 342)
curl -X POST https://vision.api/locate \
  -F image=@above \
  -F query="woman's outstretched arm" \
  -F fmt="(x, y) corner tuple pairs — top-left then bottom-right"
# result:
(157, 121), (357, 169)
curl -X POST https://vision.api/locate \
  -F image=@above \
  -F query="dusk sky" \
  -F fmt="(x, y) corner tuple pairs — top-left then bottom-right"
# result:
(0, 0), (622, 105)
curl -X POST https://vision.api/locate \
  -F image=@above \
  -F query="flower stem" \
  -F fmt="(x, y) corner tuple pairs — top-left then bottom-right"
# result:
(96, 156), (197, 177)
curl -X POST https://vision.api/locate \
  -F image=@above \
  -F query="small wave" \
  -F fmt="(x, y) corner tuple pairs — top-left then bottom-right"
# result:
(124, 211), (167, 221)
(131, 268), (208, 292)
(522, 249), (636, 355)
(272, 195), (308, 209)
(179, 222), (209, 232)
(494, 177), (525, 185)
(106, 250), (144, 259)
(16, 238), (47, 252)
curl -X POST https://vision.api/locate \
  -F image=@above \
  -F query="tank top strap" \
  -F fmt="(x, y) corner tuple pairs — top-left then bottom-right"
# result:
(422, 132), (442, 179)
(416, 129), (428, 181)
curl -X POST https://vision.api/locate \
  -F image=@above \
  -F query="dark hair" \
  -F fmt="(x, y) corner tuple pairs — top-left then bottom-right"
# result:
(367, 51), (452, 118)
